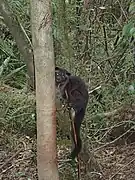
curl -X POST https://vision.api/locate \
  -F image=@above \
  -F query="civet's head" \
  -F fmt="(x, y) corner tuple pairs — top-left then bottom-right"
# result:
(55, 66), (71, 86)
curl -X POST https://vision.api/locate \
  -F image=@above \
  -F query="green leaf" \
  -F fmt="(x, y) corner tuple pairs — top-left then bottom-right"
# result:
(130, 27), (135, 37)
(122, 22), (134, 38)
(129, 2), (135, 14)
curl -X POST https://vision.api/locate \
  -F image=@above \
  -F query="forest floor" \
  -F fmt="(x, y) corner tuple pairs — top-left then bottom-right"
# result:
(0, 86), (135, 180)
(1, 133), (135, 180)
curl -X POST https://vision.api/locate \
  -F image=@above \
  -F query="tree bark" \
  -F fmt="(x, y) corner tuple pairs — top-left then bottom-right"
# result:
(30, 0), (59, 180)
(0, 0), (35, 89)
(83, 0), (90, 9)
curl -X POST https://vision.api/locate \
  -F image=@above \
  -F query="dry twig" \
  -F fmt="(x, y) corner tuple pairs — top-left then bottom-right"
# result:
(109, 155), (135, 180)
(94, 127), (133, 152)
(0, 148), (23, 171)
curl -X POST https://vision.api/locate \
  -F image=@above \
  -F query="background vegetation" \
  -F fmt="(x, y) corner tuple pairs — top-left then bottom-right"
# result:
(0, 0), (135, 179)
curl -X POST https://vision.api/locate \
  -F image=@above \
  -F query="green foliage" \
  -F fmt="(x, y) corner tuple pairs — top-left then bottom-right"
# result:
(0, 0), (30, 88)
(129, 2), (135, 14)
(0, 0), (134, 141)
(130, 27), (135, 38)
(0, 92), (36, 136)
(121, 2), (135, 40)
(1, 0), (135, 179)
(122, 22), (134, 38)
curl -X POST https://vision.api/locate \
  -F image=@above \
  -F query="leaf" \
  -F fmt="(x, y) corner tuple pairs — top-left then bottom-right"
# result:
(79, 25), (88, 31)
(128, 84), (135, 94)
(122, 22), (134, 38)
(4, 65), (26, 80)
(130, 27), (135, 37)
(0, 57), (10, 76)
(99, 6), (106, 10)
(129, 2), (135, 14)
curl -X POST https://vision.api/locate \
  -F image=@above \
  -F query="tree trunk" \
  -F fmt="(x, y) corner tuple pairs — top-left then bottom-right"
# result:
(30, 0), (59, 180)
(0, 0), (35, 89)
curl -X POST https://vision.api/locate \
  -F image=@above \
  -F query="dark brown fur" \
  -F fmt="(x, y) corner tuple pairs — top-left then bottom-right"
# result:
(55, 67), (89, 159)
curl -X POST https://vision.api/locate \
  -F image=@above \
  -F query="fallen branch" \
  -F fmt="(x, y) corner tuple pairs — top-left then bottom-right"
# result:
(94, 127), (133, 152)
(0, 165), (14, 175)
(91, 107), (123, 120)
(109, 155), (135, 180)
(0, 148), (23, 171)
(88, 85), (102, 94)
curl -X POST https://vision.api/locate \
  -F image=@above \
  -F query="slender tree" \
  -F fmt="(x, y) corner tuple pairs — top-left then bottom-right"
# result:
(30, 0), (59, 180)
(0, 0), (35, 89)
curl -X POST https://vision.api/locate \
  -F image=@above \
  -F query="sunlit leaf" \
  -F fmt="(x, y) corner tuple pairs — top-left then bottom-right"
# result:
(130, 27), (135, 37)
(129, 2), (135, 14)
(122, 22), (134, 38)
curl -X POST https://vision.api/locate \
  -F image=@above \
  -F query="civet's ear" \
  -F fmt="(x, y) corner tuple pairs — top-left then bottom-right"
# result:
(55, 66), (71, 76)
(55, 66), (60, 71)
(66, 71), (71, 76)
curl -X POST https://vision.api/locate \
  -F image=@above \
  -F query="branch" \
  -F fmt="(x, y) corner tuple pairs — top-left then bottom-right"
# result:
(109, 155), (135, 180)
(94, 127), (133, 152)
(0, 148), (23, 171)
(91, 107), (123, 119)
